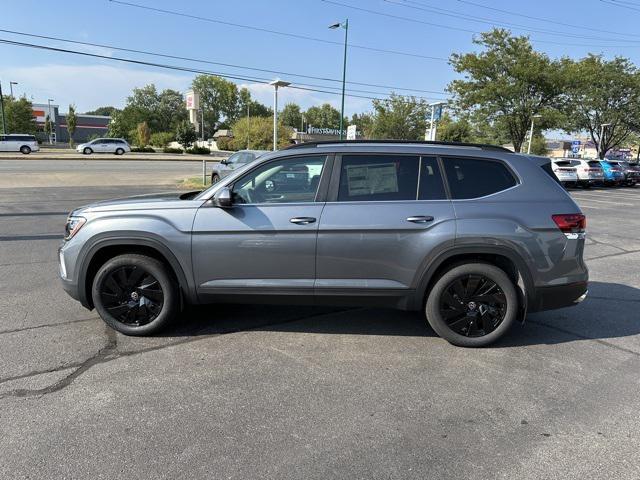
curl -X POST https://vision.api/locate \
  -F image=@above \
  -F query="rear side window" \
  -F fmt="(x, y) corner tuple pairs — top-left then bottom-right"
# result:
(338, 155), (419, 201)
(443, 157), (517, 199)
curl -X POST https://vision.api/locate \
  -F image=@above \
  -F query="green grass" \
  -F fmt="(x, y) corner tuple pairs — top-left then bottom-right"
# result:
(178, 176), (209, 190)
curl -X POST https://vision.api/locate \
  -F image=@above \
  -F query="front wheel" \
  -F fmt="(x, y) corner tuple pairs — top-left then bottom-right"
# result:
(92, 254), (180, 336)
(115, 148), (125, 155)
(83, 147), (93, 155)
(211, 173), (221, 184)
(20, 146), (31, 154)
(425, 263), (518, 347)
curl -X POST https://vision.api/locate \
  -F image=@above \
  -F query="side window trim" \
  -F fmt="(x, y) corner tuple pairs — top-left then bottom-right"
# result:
(229, 153), (332, 205)
(438, 155), (520, 200)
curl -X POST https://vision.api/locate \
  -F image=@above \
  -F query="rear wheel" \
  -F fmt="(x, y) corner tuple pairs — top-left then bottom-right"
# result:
(92, 254), (179, 336)
(83, 147), (93, 155)
(20, 146), (31, 154)
(425, 263), (518, 347)
(211, 173), (221, 184)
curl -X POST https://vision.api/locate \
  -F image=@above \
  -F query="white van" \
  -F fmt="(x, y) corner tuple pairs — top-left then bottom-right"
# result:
(0, 134), (40, 154)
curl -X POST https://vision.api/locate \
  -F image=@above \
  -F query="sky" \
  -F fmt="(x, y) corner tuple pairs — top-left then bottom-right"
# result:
(2, 0), (640, 117)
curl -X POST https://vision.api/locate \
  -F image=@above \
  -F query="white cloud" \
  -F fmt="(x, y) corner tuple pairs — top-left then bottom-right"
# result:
(0, 64), (191, 113)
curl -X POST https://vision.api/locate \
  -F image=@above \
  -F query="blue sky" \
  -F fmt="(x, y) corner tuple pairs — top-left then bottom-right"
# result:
(2, 0), (640, 116)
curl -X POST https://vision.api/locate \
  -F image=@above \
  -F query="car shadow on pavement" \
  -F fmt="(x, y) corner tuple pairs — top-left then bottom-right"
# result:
(163, 281), (640, 348)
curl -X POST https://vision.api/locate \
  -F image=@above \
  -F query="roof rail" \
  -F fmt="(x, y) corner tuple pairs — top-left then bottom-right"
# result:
(283, 139), (512, 152)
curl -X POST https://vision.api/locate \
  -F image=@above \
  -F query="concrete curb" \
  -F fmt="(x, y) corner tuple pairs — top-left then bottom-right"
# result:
(0, 153), (228, 162)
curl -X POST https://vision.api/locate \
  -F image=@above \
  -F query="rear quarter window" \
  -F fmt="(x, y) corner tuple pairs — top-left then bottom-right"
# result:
(442, 157), (518, 199)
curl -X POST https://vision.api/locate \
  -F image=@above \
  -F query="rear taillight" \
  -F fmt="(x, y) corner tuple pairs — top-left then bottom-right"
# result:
(552, 214), (586, 237)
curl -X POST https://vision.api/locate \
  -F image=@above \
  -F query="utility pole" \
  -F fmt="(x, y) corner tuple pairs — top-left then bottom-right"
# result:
(329, 19), (349, 140)
(0, 81), (6, 134)
(246, 103), (250, 150)
(527, 114), (542, 154)
(47, 99), (55, 144)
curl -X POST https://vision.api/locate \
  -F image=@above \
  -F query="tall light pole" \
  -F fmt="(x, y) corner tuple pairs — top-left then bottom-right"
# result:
(329, 19), (348, 140)
(246, 103), (250, 150)
(0, 81), (6, 134)
(269, 79), (290, 151)
(527, 114), (543, 154)
(599, 123), (612, 159)
(47, 99), (55, 144)
(426, 101), (447, 141)
(9, 81), (18, 98)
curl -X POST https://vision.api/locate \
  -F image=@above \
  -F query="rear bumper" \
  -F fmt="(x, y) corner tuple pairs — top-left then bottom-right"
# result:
(529, 281), (588, 312)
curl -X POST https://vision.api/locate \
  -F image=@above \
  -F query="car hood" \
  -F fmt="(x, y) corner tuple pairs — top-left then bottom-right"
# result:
(73, 191), (204, 214)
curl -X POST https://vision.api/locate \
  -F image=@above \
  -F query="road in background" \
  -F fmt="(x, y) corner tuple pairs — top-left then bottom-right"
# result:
(0, 164), (639, 479)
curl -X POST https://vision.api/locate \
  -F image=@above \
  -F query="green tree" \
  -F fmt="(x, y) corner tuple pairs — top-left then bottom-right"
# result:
(280, 103), (303, 129)
(449, 29), (566, 152)
(136, 121), (151, 147)
(563, 55), (640, 159)
(529, 134), (548, 156)
(84, 106), (119, 116)
(66, 104), (77, 147)
(436, 113), (473, 143)
(4, 96), (37, 134)
(175, 120), (197, 149)
(228, 116), (292, 151)
(366, 94), (429, 140)
(304, 103), (342, 129)
(233, 87), (271, 124)
(192, 75), (239, 136)
(349, 113), (373, 139)
(149, 131), (174, 147)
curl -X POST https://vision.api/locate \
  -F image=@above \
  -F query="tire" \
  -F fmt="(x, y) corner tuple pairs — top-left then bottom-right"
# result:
(211, 173), (221, 184)
(425, 263), (519, 347)
(115, 148), (125, 155)
(83, 147), (93, 155)
(92, 254), (180, 336)
(20, 146), (31, 154)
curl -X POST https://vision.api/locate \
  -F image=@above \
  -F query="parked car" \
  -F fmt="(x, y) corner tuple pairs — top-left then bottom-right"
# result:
(605, 159), (639, 186)
(59, 140), (588, 347)
(76, 138), (131, 155)
(599, 160), (625, 186)
(551, 158), (578, 188)
(210, 149), (267, 183)
(563, 158), (604, 188)
(0, 134), (40, 154)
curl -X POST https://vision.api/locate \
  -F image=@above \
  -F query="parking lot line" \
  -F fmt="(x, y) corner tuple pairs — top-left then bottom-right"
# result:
(569, 197), (633, 206)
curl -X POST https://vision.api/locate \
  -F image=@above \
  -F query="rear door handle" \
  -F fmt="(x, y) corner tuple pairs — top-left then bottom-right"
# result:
(406, 216), (434, 223)
(290, 217), (316, 225)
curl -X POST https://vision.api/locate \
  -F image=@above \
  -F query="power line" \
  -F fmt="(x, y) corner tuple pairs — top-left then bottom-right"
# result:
(321, 0), (640, 48)
(0, 28), (448, 96)
(107, 0), (449, 62)
(0, 38), (446, 103)
(600, 0), (640, 12)
(386, 0), (640, 42)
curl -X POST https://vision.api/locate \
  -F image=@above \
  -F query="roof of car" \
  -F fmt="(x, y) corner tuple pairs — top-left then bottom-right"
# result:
(284, 139), (512, 152)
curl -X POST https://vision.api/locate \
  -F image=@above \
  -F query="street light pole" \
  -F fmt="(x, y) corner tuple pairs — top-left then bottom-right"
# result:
(246, 103), (250, 150)
(329, 19), (348, 140)
(599, 123), (612, 159)
(0, 81), (6, 134)
(269, 79), (290, 151)
(9, 81), (17, 98)
(426, 102), (446, 141)
(47, 99), (55, 144)
(527, 114), (542, 154)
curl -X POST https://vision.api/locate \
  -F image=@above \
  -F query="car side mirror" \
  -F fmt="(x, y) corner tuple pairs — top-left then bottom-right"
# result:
(214, 187), (233, 208)
(220, 160), (228, 165)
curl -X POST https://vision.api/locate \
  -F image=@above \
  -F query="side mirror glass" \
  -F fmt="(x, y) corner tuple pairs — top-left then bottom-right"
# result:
(215, 187), (233, 208)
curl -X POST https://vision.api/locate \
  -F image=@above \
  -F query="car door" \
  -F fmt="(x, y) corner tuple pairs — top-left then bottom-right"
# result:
(315, 154), (455, 297)
(94, 139), (109, 153)
(192, 154), (331, 300)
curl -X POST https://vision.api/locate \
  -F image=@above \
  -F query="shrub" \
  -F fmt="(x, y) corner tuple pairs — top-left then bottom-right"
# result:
(130, 146), (156, 153)
(150, 131), (175, 147)
(215, 136), (235, 151)
(163, 147), (183, 154)
(175, 120), (198, 149)
(185, 146), (211, 155)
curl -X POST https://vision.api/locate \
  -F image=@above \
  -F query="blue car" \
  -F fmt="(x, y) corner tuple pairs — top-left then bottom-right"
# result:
(599, 160), (625, 186)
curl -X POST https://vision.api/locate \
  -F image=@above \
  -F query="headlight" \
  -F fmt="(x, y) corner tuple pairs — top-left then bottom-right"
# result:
(64, 216), (86, 240)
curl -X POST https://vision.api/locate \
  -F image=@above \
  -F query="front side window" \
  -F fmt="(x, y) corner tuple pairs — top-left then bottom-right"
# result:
(233, 155), (326, 204)
(338, 155), (420, 202)
(443, 157), (517, 199)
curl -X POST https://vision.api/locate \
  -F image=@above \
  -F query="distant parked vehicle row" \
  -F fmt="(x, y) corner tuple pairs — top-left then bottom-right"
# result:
(0, 134), (39, 154)
(551, 158), (637, 188)
(76, 138), (131, 155)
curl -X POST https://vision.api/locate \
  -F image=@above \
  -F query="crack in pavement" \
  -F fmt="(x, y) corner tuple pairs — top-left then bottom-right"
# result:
(586, 249), (640, 261)
(0, 317), (98, 335)
(0, 309), (353, 399)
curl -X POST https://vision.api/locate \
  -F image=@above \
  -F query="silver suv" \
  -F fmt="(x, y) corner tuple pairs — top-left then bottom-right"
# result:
(59, 141), (588, 347)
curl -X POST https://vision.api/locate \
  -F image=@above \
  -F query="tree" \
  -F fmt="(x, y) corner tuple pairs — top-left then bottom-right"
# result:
(84, 106), (119, 116)
(3, 96), (37, 134)
(449, 29), (566, 152)
(304, 103), (342, 129)
(529, 134), (548, 156)
(436, 113), (473, 143)
(66, 104), (77, 147)
(175, 120), (197, 149)
(563, 55), (640, 159)
(136, 121), (151, 147)
(349, 113), (373, 139)
(233, 87), (271, 125)
(366, 94), (429, 140)
(280, 103), (303, 129)
(227, 116), (292, 151)
(192, 75), (239, 136)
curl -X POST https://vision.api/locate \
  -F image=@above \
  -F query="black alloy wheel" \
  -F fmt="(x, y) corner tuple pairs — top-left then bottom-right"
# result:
(439, 274), (507, 337)
(99, 266), (164, 327)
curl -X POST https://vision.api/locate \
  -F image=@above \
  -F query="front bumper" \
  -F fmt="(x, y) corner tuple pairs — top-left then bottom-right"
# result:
(530, 281), (588, 312)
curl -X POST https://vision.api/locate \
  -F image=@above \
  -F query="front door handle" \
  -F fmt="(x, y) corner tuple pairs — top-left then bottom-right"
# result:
(290, 217), (316, 225)
(406, 215), (434, 223)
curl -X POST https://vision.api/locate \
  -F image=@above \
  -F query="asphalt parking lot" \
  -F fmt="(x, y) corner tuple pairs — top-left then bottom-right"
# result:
(1, 161), (639, 479)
